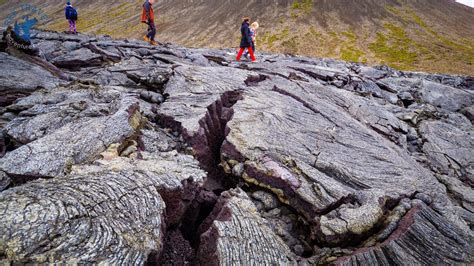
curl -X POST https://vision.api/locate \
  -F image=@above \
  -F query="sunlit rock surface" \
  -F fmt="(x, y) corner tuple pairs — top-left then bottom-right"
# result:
(0, 30), (472, 264)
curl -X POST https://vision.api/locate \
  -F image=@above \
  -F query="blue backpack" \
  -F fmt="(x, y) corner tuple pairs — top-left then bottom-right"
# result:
(69, 7), (78, 21)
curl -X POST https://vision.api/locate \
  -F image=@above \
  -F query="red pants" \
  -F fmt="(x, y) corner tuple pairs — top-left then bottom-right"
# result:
(236, 47), (256, 61)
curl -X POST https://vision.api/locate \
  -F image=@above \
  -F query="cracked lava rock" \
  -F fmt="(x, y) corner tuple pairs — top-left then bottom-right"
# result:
(0, 29), (473, 265)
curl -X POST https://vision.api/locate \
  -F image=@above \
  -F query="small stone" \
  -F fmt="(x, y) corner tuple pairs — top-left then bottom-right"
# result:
(120, 145), (137, 157)
(415, 193), (433, 205)
(220, 161), (232, 174)
(150, 94), (164, 104)
(398, 91), (414, 101)
(69, 101), (88, 111)
(1, 112), (16, 121)
(399, 198), (412, 210)
(332, 80), (345, 88)
(460, 106), (474, 122)
(411, 199), (425, 207)
(228, 159), (239, 167)
(232, 163), (244, 177)
(140, 91), (164, 104)
(251, 190), (280, 210)
(266, 208), (281, 217)
(407, 127), (418, 141)
(0, 171), (11, 191)
(101, 143), (120, 161)
(293, 244), (304, 256)
(253, 201), (265, 212)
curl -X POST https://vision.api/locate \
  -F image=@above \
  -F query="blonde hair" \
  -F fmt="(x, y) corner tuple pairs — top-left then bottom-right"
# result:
(251, 22), (259, 29)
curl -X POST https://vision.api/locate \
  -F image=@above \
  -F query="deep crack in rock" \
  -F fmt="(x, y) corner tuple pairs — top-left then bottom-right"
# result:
(0, 28), (472, 265)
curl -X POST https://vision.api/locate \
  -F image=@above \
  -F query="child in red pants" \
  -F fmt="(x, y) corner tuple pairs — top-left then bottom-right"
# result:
(236, 17), (256, 62)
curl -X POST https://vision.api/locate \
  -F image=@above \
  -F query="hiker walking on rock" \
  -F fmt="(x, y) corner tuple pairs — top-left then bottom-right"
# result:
(244, 21), (259, 59)
(142, 0), (157, 46)
(65, 1), (78, 34)
(236, 17), (256, 62)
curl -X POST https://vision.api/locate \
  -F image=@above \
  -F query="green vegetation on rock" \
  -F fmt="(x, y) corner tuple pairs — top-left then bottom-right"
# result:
(291, 0), (313, 13)
(1, 0), (471, 75)
(369, 23), (418, 69)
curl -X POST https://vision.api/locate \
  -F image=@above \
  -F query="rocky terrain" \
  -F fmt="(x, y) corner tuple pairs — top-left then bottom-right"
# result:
(0, 29), (473, 265)
(0, 0), (473, 74)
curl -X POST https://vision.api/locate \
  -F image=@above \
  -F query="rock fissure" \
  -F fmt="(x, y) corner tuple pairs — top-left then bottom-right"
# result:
(272, 85), (339, 127)
(153, 90), (245, 264)
(0, 28), (472, 265)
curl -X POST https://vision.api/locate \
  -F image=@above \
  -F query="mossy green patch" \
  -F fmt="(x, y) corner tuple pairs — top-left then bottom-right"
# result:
(383, 4), (474, 70)
(292, 0), (313, 12)
(309, 26), (322, 38)
(341, 46), (365, 63)
(385, 5), (402, 16)
(341, 30), (357, 41)
(369, 23), (419, 69)
(328, 29), (367, 63)
(281, 38), (299, 54)
(291, 0), (313, 15)
(262, 27), (290, 48)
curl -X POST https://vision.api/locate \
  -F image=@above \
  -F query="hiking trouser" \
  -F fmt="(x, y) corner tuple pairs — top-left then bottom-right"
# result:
(236, 46), (256, 61)
(68, 20), (77, 33)
(147, 21), (156, 41)
(244, 42), (256, 57)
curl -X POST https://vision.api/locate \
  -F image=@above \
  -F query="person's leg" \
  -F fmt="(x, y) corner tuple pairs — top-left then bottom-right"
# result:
(72, 20), (77, 34)
(149, 22), (156, 41)
(144, 23), (151, 41)
(236, 48), (245, 61)
(68, 20), (73, 33)
(248, 46), (256, 61)
(245, 42), (255, 59)
(146, 23), (151, 38)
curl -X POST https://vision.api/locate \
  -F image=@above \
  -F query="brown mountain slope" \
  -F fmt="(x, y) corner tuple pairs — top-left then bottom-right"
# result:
(1, 0), (473, 75)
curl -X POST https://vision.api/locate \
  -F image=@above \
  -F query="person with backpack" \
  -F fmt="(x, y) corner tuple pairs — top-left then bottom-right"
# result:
(244, 21), (259, 59)
(236, 17), (256, 63)
(65, 1), (78, 34)
(141, 0), (157, 46)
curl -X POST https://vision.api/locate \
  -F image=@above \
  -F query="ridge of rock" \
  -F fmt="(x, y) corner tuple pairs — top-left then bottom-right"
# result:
(0, 29), (472, 265)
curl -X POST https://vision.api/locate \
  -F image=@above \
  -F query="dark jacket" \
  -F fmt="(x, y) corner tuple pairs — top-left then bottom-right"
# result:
(141, 1), (155, 23)
(65, 5), (77, 21)
(240, 21), (252, 48)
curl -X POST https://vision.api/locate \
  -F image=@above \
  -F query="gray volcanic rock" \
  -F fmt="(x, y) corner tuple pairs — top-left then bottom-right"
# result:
(220, 84), (448, 245)
(335, 202), (472, 265)
(107, 58), (173, 89)
(0, 30), (472, 265)
(4, 85), (121, 144)
(158, 65), (249, 135)
(0, 171), (9, 191)
(51, 47), (104, 69)
(0, 151), (205, 264)
(417, 80), (473, 112)
(140, 129), (177, 153)
(0, 52), (61, 106)
(0, 89), (144, 177)
(198, 188), (296, 265)
(419, 117), (473, 183)
(461, 105), (474, 122)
